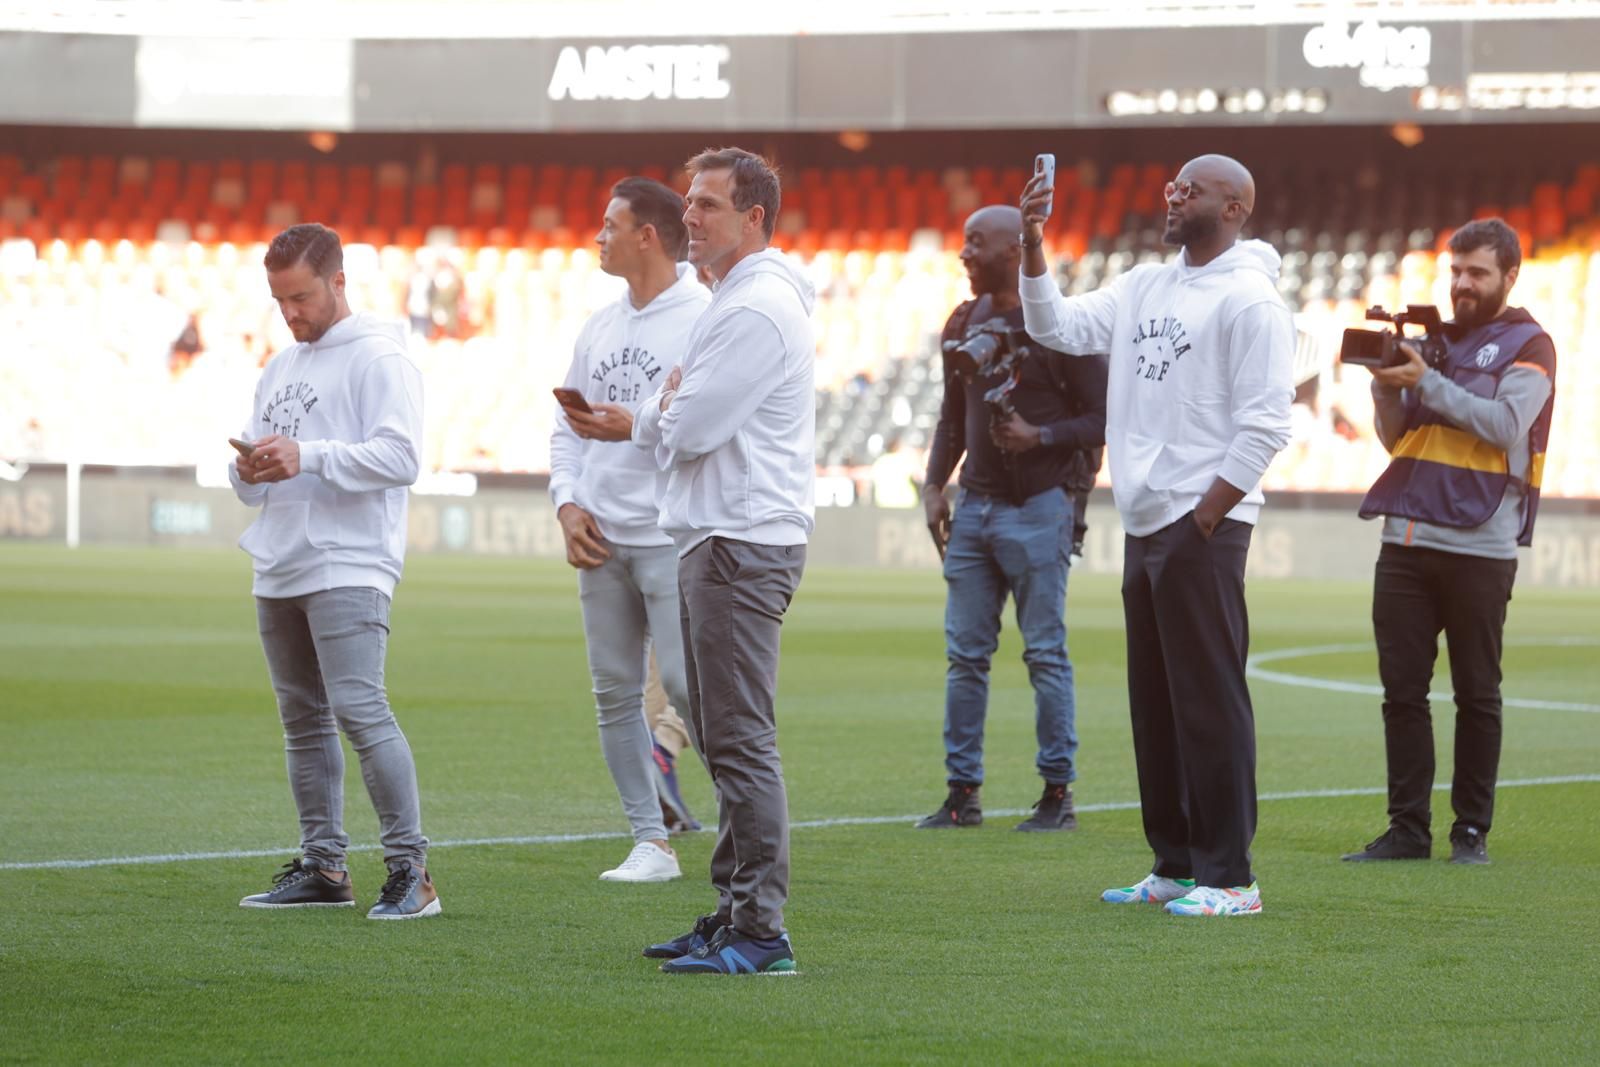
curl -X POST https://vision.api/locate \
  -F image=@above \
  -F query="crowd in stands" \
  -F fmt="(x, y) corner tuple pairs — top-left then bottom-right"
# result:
(1, 151), (1595, 500)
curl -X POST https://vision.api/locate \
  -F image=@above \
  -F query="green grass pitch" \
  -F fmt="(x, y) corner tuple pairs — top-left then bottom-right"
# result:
(2, 543), (1597, 1064)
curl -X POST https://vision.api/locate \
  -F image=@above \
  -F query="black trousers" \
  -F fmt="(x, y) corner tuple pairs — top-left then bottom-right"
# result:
(1372, 542), (1517, 844)
(1122, 513), (1256, 888)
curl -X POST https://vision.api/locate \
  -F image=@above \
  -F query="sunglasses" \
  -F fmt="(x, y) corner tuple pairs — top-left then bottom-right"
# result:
(1164, 179), (1200, 203)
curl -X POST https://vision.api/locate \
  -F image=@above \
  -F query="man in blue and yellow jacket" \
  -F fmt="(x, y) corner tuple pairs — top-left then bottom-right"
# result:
(1344, 217), (1556, 867)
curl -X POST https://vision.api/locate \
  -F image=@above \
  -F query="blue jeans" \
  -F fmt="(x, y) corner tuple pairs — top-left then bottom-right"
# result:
(942, 487), (1078, 785)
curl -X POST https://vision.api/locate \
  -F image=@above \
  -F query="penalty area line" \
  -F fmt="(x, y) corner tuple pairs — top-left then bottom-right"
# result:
(3, 775), (1597, 872)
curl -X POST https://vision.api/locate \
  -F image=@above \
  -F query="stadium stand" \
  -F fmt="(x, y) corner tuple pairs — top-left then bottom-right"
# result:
(1, 146), (1595, 497)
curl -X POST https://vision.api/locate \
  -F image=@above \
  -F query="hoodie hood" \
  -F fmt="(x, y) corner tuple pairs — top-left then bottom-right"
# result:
(311, 310), (409, 351)
(1182, 238), (1282, 281)
(615, 262), (709, 319)
(720, 248), (816, 314)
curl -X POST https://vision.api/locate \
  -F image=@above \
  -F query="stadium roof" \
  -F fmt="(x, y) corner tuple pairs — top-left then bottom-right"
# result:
(5, 0), (1600, 38)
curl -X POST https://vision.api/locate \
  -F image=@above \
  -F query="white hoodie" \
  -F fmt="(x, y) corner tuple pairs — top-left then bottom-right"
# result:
(1020, 240), (1294, 536)
(633, 248), (816, 555)
(230, 311), (423, 598)
(549, 263), (710, 546)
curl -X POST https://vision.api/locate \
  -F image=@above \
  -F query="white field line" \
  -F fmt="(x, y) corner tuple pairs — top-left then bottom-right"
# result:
(1247, 638), (1600, 714)
(3, 775), (1596, 872)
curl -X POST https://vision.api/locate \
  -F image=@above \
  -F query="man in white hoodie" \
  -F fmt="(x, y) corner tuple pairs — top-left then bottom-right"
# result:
(634, 148), (813, 975)
(550, 177), (710, 883)
(1019, 155), (1293, 917)
(231, 223), (439, 920)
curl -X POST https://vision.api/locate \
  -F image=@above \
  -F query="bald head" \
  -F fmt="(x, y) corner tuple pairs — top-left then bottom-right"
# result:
(969, 204), (1024, 241)
(1180, 154), (1255, 217)
(960, 204), (1025, 299)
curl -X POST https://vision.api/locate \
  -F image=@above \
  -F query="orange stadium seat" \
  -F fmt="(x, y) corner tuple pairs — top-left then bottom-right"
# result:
(2, 149), (1596, 485)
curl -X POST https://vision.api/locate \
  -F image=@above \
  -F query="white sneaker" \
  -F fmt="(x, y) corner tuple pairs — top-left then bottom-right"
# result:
(1163, 882), (1262, 917)
(1100, 874), (1196, 904)
(599, 842), (681, 883)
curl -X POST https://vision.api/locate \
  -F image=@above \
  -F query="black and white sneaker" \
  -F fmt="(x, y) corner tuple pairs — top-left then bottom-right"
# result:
(1449, 826), (1490, 865)
(239, 858), (355, 909)
(367, 862), (442, 920)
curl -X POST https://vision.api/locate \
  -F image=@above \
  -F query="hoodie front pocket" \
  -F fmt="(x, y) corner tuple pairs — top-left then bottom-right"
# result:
(313, 487), (385, 552)
(239, 500), (311, 569)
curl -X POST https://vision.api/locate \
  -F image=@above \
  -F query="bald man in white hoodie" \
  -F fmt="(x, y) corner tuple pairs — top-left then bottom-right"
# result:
(551, 177), (710, 884)
(1019, 155), (1293, 918)
(232, 223), (438, 920)
(634, 148), (814, 976)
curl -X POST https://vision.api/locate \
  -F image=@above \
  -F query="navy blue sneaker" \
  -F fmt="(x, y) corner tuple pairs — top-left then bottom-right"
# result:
(659, 925), (798, 975)
(642, 913), (726, 959)
(652, 742), (701, 833)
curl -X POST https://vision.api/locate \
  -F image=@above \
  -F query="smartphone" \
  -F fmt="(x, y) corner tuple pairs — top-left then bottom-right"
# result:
(1033, 153), (1056, 218)
(228, 437), (255, 456)
(553, 387), (594, 414)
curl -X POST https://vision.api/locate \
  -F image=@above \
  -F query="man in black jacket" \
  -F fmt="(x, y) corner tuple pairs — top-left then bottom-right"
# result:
(917, 205), (1108, 832)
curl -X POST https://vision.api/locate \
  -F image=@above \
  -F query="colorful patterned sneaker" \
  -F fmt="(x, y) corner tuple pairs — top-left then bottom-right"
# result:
(1449, 826), (1490, 865)
(643, 913), (727, 959)
(659, 926), (798, 976)
(600, 841), (682, 883)
(914, 783), (982, 829)
(1163, 882), (1262, 917)
(366, 862), (441, 920)
(239, 858), (355, 909)
(1100, 874), (1196, 905)
(651, 742), (701, 833)
(1015, 784), (1077, 832)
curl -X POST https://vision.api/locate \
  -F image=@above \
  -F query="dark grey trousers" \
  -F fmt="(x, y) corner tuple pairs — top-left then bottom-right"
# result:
(677, 536), (805, 940)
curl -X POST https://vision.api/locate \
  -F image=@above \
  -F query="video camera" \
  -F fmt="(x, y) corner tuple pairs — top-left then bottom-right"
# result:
(1339, 304), (1449, 369)
(942, 317), (1034, 421)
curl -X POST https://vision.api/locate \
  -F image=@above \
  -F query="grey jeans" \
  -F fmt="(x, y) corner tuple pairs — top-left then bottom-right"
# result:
(678, 537), (805, 940)
(578, 542), (694, 844)
(256, 587), (428, 871)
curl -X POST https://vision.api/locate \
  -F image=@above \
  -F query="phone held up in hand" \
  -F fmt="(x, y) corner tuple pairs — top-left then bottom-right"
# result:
(552, 387), (594, 414)
(1033, 153), (1055, 218)
(228, 437), (255, 456)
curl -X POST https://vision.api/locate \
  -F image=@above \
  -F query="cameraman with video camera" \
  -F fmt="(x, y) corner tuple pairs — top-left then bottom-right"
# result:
(1343, 218), (1557, 866)
(917, 205), (1107, 832)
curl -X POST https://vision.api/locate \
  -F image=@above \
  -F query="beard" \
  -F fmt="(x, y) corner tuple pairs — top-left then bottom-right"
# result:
(967, 260), (1011, 295)
(1452, 278), (1511, 329)
(1164, 211), (1220, 248)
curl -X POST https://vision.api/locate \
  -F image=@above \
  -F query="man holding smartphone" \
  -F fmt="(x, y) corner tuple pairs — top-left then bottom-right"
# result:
(231, 223), (438, 919)
(550, 177), (710, 882)
(1019, 155), (1294, 917)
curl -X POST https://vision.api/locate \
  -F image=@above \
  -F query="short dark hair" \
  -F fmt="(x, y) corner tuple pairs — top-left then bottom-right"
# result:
(611, 177), (689, 261)
(1447, 217), (1521, 274)
(684, 147), (781, 240)
(264, 223), (343, 278)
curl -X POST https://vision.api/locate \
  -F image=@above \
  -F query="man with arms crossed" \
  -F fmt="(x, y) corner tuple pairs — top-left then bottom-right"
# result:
(634, 148), (814, 974)
(1019, 156), (1294, 916)
(1343, 217), (1556, 866)
(551, 177), (709, 882)
(233, 223), (439, 919)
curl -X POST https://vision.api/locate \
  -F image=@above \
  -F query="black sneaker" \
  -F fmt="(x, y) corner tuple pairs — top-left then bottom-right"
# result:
(239, 858), (355, 909)
(1449, 826), (1490, 865)
(643, 913), (727, 959)
(1015, 783), (1077, 832)
(914, 783), (982, 829)
(366, 862), (442, 920)
(1341, 828), (1431, 862)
